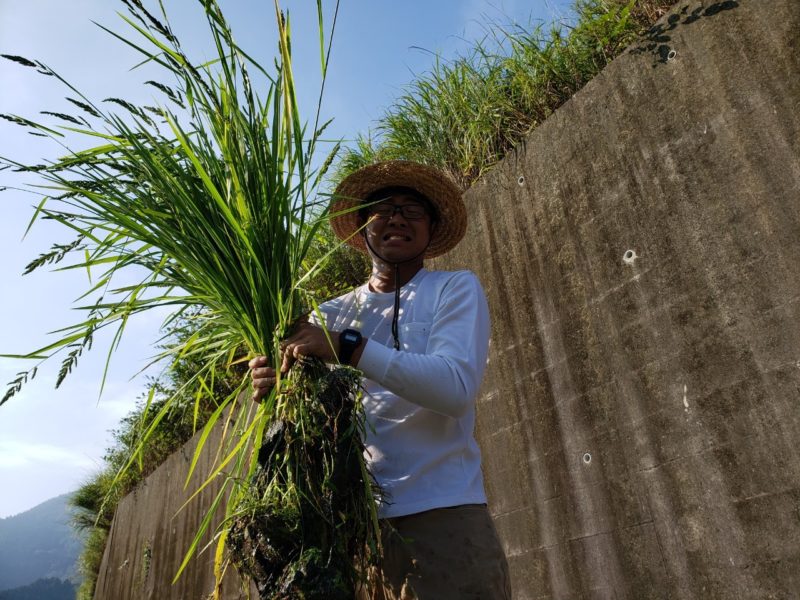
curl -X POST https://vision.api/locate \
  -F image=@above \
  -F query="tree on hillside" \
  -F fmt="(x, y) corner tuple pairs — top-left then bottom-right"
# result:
(0, 495), (81, 593)
(0, 578), (76, 600)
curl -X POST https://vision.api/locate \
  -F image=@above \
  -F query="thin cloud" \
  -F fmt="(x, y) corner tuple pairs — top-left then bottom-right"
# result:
(0, 440), (96, 470)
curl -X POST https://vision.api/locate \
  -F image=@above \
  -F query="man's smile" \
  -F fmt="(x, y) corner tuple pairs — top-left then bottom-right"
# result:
(383, 233), (412, 242)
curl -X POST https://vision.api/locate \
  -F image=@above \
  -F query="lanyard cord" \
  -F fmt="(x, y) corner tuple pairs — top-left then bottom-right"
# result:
(392, 265), (401, 349)
(364, 233), (431, 351)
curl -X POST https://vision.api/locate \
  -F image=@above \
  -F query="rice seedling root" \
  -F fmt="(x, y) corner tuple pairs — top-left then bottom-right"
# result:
(228, 358), (379, 599)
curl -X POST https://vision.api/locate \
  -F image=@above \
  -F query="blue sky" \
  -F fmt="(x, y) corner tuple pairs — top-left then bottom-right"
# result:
(0, 0), (574, 518)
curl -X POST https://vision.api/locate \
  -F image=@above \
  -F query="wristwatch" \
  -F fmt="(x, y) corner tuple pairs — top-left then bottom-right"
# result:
(338, 328), (363, 366)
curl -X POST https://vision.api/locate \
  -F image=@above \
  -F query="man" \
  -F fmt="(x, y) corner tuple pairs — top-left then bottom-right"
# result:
(249, 160), (510, 599)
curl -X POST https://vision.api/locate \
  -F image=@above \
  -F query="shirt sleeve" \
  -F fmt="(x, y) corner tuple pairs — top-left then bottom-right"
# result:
(356, 271), (490, 418)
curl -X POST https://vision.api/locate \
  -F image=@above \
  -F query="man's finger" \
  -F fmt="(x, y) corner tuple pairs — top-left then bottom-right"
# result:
(252, 378), (274, 390)
(281, 344), (296, 373)
(248, 356), (267, 369)
(251, 366), (275, 379)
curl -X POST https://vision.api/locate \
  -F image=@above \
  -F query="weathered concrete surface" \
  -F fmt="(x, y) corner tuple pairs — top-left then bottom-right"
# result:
(93, 408), (257, 600)
(432, 0), (800, 598)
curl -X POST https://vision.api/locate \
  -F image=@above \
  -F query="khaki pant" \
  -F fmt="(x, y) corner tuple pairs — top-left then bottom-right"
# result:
(358, 504), (511, 600)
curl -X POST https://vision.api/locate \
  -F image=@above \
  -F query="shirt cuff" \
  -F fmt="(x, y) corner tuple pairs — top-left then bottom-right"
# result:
(355, 339), (392, 382)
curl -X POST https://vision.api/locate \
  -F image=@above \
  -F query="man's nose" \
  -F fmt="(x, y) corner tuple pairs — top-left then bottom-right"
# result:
(386, 207), (409, 224)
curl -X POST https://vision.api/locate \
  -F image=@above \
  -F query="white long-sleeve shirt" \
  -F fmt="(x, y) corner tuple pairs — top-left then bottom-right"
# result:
(317, 268), (490, 518)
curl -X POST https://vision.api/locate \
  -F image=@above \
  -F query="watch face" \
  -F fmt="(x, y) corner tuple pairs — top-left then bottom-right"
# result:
(342, 331), (359, 344)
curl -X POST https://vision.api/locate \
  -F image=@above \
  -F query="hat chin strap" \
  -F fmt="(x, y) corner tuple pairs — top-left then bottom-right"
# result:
(364, 233), (432, 351)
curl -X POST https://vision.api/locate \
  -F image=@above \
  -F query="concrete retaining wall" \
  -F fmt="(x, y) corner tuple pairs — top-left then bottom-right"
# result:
(93, 410), (255, 600)
(432, 0), (800, 597)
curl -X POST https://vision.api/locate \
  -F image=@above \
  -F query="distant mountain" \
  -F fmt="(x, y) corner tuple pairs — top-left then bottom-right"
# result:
(0, 494), (83, 592)
(0, 577), (76, 600)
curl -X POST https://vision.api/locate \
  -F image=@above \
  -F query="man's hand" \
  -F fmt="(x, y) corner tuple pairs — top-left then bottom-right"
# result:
(279, 322), (338, 372)
(249, 323), (339, 403)
(249, 356), (277, 403)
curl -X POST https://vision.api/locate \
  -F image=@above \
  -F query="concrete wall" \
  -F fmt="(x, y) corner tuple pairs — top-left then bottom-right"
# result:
(93, 411), (256, 600)
(95, 0), (800, 598)
(431, 0), (800, 597)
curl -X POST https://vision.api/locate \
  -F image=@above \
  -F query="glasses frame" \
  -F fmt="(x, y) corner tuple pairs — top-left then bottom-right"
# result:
(366, 202), (430, 221)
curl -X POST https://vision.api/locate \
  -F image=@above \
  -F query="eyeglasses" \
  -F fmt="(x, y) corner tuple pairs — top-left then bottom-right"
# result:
(367, 203), (429, 220)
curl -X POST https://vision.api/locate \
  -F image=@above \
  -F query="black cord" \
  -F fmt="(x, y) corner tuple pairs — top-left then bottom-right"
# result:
(364, 229), (432, 351)
(392, 265), (401, 350)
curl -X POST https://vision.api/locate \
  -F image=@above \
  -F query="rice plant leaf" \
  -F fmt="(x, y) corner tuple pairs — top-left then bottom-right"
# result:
(212, 527), (228, 600)
(163, 115), (255, 261)
(183, 389), (236, 488)
(316, 0), (326, 73)
(182, 409), (258, 502)
(23, 196), (49, 239)
(106, 15), (183, 66)
(0, 353), (50, 360)
(37, 209), (104, 245)
(83, 248), (93, 282)
(1, 330), (88, 360)
(172, 482), (228, 583)
(135, 386), (156, 470)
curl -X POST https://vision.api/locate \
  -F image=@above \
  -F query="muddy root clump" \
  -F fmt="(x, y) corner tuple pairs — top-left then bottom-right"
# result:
(228, 358), (381, 599)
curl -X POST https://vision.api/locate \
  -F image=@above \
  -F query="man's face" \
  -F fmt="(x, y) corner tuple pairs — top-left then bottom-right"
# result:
(362, 194), (434, 263)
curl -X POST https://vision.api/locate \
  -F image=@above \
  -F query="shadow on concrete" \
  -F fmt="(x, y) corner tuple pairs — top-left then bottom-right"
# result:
(631, 0), (740, 67)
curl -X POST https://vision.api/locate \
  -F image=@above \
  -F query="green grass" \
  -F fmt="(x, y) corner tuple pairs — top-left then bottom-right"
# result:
(333, 0), (677, 188)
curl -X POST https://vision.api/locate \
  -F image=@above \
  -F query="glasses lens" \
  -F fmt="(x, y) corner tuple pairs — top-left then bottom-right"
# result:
(369, 203), (428, 220)
(370, 204), (395, 218)
(401, 205), (427, 219)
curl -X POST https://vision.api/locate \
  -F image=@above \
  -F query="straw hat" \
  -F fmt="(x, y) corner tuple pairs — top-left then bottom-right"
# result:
(330, 160), (467, 258)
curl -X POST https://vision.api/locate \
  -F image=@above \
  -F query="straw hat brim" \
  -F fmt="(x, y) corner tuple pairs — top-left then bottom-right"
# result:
(330, 160), (466, 259)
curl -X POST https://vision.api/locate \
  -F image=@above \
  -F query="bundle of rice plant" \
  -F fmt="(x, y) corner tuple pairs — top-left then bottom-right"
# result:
(0, 0), (379, 597)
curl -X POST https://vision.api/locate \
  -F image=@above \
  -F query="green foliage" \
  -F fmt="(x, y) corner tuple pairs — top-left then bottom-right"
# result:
(330, 132), (384, 186)
(334, 0), (676, 188)
(303, 222), (370, 303)
(66, 233), (367, 599)
(74, 528), (107, 600)
(0, 0), (332, 410)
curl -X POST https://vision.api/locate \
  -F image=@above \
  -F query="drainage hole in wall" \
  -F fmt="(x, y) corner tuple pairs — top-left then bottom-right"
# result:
(623, 249), (637, 264)
(517, 176), (525, 186)
(583, 452), (592, 465)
